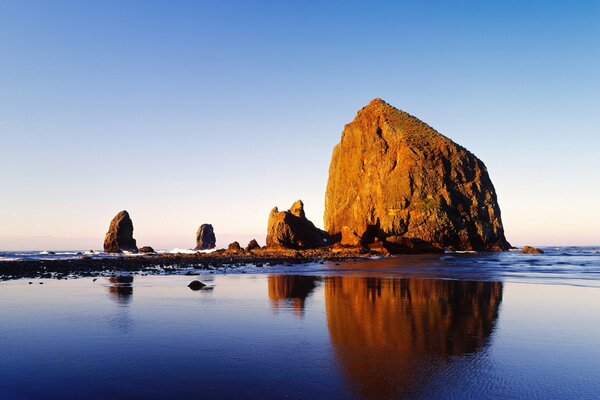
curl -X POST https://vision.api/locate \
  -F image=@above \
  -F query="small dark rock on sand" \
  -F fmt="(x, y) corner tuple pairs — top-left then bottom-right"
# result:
(188, 280), (206, 291)
(139, 246), (155, 253)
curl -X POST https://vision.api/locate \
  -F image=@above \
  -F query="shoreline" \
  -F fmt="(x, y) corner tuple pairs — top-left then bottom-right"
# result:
(0, 246), (381, 281)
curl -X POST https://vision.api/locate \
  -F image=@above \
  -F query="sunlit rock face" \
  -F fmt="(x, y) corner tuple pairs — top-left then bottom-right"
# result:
(325, 277), (503, 399)
(324, 98), (510, 252)
(267, 200), (330, 249)
(267, 275), (320, 318)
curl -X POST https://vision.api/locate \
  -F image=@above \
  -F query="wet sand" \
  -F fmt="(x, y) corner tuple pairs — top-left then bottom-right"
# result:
(0, 271), (599, 399)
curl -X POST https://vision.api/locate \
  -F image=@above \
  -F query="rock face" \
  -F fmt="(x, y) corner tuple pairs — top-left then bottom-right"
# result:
(325, 99), (510, 252)
(195, 224), (216, 250)
(246, 239), (261, 251)
(520, 246), (544, 254)
(103, 211), (138, 253)
(227, 241), (242, 252)
(267, 200), (330, 249)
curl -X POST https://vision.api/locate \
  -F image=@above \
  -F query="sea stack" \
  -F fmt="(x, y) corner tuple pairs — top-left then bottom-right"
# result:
(267, 200), (330, 249)
(195, 224), (216, 250)
(324, 98), (510, 252)
(103, 210), (138, 253)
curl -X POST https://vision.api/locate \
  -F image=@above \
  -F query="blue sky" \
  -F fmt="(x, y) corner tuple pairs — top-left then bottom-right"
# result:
(1, 1), (599, 250)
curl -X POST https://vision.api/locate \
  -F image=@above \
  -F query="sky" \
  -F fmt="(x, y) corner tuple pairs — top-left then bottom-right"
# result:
(0, 0), (599, 250)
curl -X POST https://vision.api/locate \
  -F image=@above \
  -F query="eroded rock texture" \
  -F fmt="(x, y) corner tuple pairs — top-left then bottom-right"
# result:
(267, 200), (329, 249)
(195, 224), (216, 250)
(103, 211), (138, 253)
(324, 98), (510, 252)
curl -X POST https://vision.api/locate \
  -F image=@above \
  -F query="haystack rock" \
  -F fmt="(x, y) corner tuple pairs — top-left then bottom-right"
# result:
(195, 224), (216, 250)
(103, 210), (138, 253)
(324, 98), (510, 252)
(267, 200), (330, 249)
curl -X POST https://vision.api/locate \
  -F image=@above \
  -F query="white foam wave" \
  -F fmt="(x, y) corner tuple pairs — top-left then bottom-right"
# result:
(165, 248), (199, 254)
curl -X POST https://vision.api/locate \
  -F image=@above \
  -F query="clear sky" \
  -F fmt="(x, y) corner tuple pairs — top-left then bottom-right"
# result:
(1, 0), (599, 250)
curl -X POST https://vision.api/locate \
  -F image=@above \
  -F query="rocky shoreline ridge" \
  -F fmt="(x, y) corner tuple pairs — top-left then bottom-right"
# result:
(0, 246), (376, 281)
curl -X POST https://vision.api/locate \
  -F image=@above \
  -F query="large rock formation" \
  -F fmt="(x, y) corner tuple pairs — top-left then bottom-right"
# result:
(195, 224), (216, 250)
(103, 211), (138, 253)
(267, 200), (330, 249)
(324, 98), (510, 252)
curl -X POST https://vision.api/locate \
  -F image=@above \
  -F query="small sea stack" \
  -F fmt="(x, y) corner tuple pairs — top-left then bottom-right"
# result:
(103, 210), (138, 253)
(267, 200), (329, 249)
(226, 241), (243, 254)
(520, 246), (544, 254)
(195, 224), (216, 250)
(246, 239), (261, 252)
(324, 98), (511, 253)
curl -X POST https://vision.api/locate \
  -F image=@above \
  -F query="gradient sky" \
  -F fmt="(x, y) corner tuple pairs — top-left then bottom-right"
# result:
(1, 0), (599, 250)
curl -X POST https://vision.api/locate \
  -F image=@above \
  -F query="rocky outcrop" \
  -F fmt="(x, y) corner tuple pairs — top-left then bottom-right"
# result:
(138, 246), (155, 253)
(246, 239), (261, 251)
(103, 211), (138, 253)
(267, 200), (330, 249)
(324, 98), (510, 252)
(227, 241), (242, 252)
(520, 246), (544, 254)
(195, 224), (216, 250)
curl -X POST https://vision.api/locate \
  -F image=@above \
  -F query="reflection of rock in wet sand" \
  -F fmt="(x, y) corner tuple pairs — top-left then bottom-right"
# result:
(107, 275), (133, 304)
(268, 275), (320, 317)
(325, 277), (503, 399)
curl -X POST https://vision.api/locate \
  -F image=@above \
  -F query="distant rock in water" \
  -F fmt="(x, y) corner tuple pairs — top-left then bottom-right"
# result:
(324, 98), (510, 252)
(138, 246), (155, 253)
(103, 211), (138, 253)
(267, 200), (329, 249)
(520, 246), (544, 254)
(195, 224), (216, 250)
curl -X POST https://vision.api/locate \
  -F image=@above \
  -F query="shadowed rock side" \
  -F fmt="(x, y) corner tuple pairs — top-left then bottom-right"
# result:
(324, 98), (510, 252)
(267, 200), (330, 249)
(103, 211), (138, 253)
(325, 277), (502, 400)
(195, 224), (216, 250)
(267, 275), (320, 318)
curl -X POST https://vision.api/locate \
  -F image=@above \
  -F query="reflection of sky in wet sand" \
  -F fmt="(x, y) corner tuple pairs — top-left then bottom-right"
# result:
(0, 274), (598, 399)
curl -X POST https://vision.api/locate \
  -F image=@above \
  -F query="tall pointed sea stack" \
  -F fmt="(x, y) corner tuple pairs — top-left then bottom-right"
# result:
(103, 210), (138, 253)
(324, 98), (510, 252)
